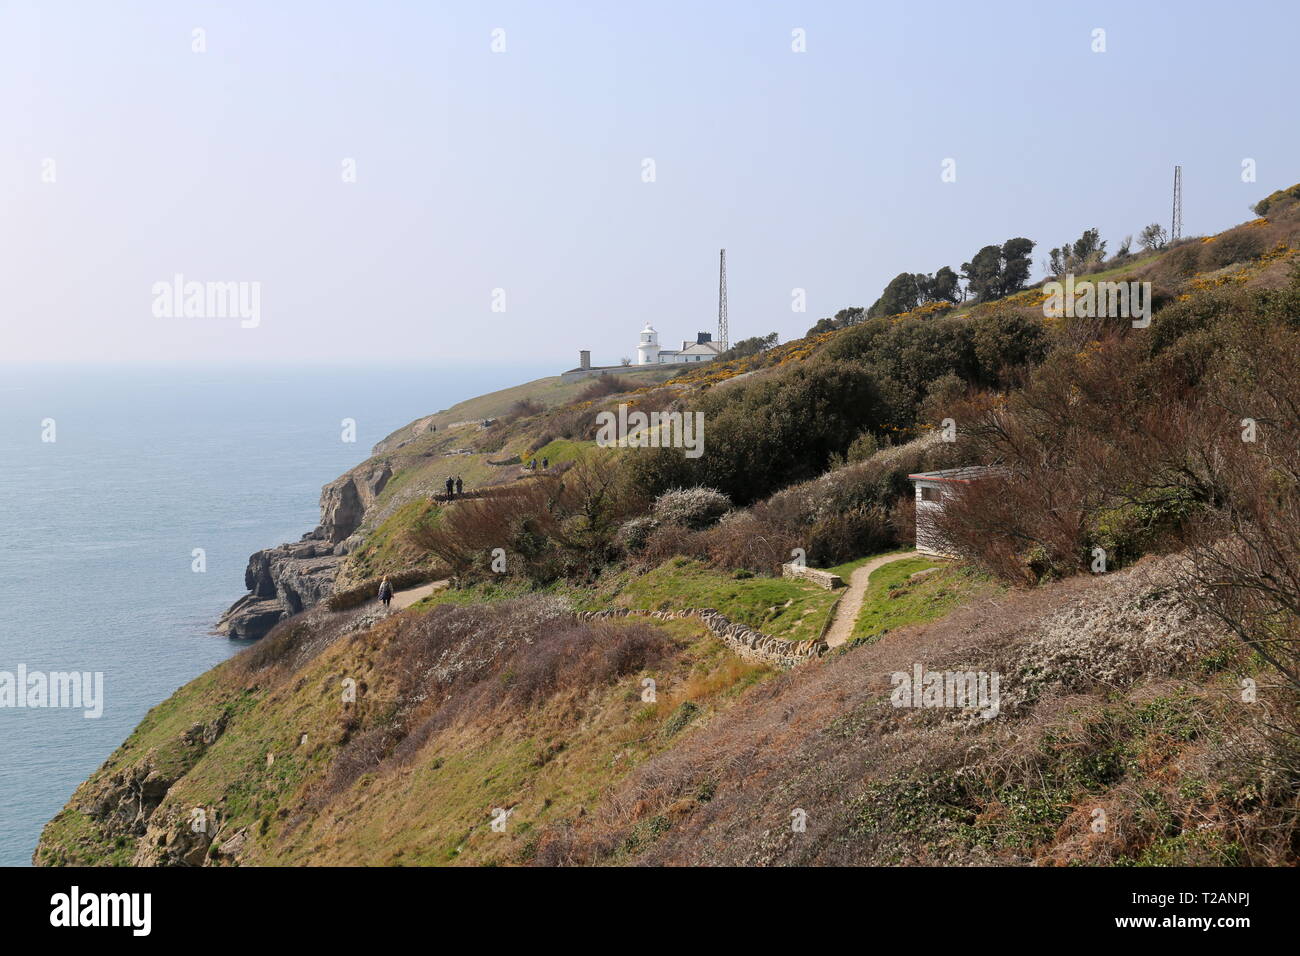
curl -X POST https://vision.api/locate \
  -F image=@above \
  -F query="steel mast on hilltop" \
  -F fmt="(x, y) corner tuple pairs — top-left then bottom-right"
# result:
(717, 249), (729, 352)
(1172, 166), (1183, 242)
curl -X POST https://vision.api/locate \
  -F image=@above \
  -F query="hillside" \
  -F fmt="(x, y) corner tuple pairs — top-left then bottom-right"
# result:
(35, 553), (1275, 867)
(36, 185), (1300, 867)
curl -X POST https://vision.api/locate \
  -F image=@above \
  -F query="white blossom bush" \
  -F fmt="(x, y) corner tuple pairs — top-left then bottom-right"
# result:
(617, 516), (656, 554)
(999, 557), (1229, 712)
(652, 487), (732, 530)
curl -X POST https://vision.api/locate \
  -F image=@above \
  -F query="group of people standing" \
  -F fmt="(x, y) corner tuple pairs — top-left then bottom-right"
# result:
(378, 459), (551, 611)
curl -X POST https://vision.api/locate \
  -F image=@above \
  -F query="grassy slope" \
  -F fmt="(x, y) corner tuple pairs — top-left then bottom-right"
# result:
(847, 559), (999, 643)
(345, 498), (443, 581)
(379, 366), (679, 445)
(40, 556), (1270, 867)
(35, 609), (774, 867)
(538, 559), (1274, 866)
(592, 559), (841, 643)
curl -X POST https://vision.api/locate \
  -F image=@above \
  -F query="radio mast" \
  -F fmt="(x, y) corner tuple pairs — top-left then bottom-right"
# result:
(1171, 166), (1183, 241)
(717, 249), (728, 351)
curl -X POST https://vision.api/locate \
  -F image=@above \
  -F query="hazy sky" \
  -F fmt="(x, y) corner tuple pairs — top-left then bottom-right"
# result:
(2, 0), (1296, 366)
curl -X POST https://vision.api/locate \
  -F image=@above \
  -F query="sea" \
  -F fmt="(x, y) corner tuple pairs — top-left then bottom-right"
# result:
(0, 362), (550, 866)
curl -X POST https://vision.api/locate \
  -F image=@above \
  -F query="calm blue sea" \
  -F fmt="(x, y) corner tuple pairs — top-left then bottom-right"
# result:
(0, 363), (550, 866)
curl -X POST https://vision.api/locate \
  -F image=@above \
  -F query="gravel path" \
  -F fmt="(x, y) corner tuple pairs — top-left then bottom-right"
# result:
(390, 579), (449, 610)
(823, 551), (920, 648)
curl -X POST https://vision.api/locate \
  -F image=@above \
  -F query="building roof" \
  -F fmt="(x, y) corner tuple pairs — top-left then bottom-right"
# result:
(908, 465), (1010, 484)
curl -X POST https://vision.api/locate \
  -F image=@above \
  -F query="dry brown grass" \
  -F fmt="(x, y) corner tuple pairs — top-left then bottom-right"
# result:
(308, 596), (676, 807)
(534, 557), (1294, 867)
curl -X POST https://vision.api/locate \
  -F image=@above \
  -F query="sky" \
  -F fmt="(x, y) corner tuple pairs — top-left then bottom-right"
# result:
(1, 0), (1297, 367)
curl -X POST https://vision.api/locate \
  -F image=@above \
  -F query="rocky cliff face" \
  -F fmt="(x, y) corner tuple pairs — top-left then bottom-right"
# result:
(317, 461), (392, 543)
(216, 461), (392, 639)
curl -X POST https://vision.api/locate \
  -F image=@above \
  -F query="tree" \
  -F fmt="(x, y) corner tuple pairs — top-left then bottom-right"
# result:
(999, 237), (1035, 295)
(927, 266), (961, 304)
(963, 239), (1035, 301)
(961, 245), (1002, 301)
(832, 306), (867, 328)
(1070, 228), (1106, 269)
(868, 272), (923, 317)
(718, 332), (778, 361)
(1047, 246), (1068, 277)
(1048, 228), (1107, 276)
(1139, 222), (1169, 251)
(807, 307), (867, 337)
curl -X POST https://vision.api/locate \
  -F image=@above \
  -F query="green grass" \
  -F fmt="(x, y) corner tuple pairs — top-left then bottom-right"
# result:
(825, 550), (911, 582)
(1062, 249), (1166, 284)
(375, 367), (679, 447)
(408, 577), (538, 612)
(848, 558), (996, 643)
(347, 498), (442, 580)
(614, 558), (840, 642)
(525, 437), (593, 467)
(37, 600), (773, 866)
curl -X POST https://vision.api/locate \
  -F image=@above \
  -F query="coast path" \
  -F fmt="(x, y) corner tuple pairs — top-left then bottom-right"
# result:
(390, 579), (450, 610)
(823, 551), (920, 649)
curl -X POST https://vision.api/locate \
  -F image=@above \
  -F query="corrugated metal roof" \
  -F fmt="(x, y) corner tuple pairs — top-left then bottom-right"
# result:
(907, 465), (1009, 483)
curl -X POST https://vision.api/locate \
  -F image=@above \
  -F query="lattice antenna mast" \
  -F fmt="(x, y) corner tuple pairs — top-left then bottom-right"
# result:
(1171, 166), (1183, 241)
(717, 248), (728, 352)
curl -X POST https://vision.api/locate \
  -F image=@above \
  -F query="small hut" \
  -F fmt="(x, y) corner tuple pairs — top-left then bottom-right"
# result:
(907, 466), (1005, 557)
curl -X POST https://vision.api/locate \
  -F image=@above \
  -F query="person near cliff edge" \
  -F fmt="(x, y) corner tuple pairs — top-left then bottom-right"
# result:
(455, 476), (463, 496)
(378, 577), (393, 609)
(445, 476), (454, 498)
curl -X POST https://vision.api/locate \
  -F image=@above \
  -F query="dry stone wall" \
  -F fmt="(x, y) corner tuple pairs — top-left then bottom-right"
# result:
(576, 607), (826, 668)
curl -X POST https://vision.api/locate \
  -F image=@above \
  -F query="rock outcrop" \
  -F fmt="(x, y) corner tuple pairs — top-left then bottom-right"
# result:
(32, 712), (229, 866)
(317, 462), (392, 543)
(216, 461), (392, 640)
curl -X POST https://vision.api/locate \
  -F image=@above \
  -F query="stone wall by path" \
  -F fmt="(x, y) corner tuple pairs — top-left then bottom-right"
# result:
(576, 607), (826, 668)
(781, 563), (845, 590)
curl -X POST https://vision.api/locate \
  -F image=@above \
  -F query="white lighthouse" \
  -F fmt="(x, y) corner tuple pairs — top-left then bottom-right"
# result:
(636, 323), (661, 365)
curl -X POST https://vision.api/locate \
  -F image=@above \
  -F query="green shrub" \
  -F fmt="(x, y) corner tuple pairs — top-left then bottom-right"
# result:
(1252, 182), (1300, 216)
(617, 516), (655, 554)
(661, 701), (700, 738)
(1202, 228), (1266, 270)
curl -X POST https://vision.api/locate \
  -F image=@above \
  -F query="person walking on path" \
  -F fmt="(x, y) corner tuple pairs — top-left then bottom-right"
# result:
(445, 476), (454, 498)
(378, 577), (393, 609)
(541, 458), (548, 470)
(455, 476), (463, 496)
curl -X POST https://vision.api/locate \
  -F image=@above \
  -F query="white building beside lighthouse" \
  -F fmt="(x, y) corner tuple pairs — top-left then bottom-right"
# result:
(636, 324), (722, 365)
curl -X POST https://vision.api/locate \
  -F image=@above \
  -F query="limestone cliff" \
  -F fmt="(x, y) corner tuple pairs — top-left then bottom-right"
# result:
(216, 461), (392, 639)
